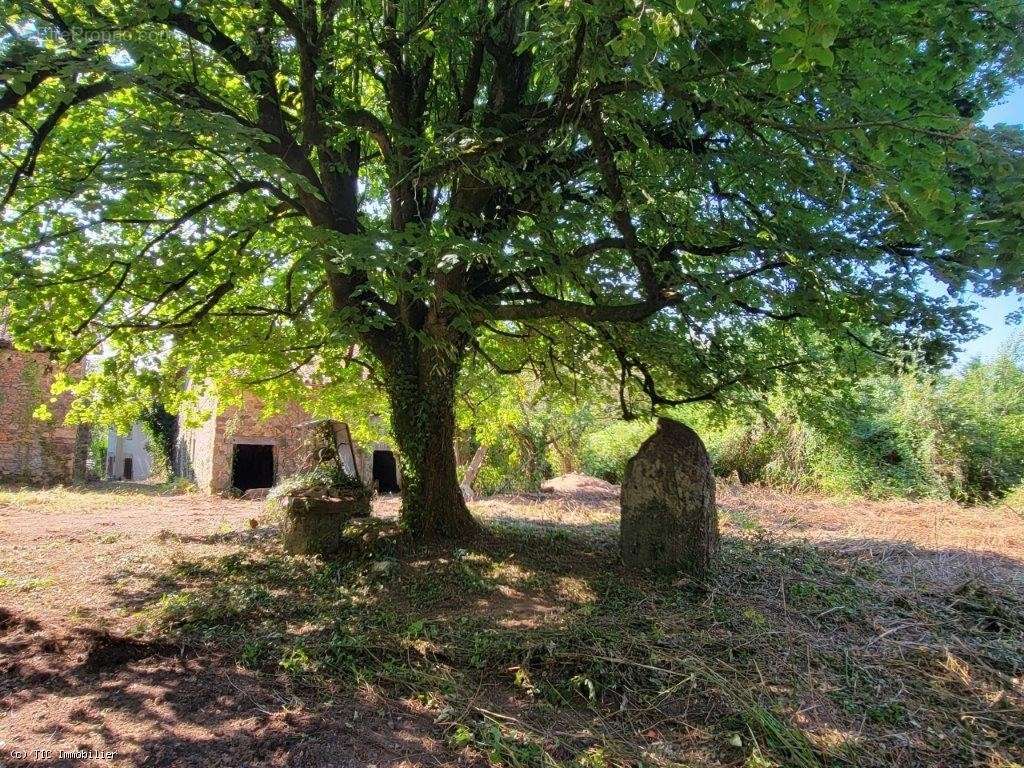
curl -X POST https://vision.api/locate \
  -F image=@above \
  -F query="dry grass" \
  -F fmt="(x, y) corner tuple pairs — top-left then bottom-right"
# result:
(1, 480), (1022, 767)
(716, 482), (1024, 589)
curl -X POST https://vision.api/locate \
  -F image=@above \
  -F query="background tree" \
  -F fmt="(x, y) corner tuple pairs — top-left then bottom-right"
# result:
(2, 0), (1023, 539)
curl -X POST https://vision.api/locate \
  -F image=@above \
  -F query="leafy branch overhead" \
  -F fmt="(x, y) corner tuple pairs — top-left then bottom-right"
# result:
(2, 0), (1023, 534)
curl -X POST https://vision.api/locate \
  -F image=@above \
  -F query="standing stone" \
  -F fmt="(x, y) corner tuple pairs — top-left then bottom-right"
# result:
(620, 418), (718, 577)
(288, 420), (351, 475)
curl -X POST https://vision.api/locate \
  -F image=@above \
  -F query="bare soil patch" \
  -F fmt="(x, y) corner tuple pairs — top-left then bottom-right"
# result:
(1, 481), (1021, 767)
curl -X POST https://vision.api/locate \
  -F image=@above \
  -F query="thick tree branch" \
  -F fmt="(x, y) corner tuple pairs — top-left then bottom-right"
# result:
(483, 292), (672, 323)
(2, 80), (116, 208)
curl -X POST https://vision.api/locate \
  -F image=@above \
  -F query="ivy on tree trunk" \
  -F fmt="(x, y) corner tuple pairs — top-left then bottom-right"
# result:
(379, 330), (481, 540)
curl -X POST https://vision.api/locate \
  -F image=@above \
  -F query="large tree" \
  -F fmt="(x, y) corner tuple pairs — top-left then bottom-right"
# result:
(2, 0), (1022, 539)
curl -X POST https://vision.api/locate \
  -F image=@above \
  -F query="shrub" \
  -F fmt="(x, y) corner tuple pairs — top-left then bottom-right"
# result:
(704, 417), (796, 486)
(89, 430), (107, 477)
(697, 345), (1024, 501)
(267, 463), (363, 501)
(938, 349), (1024, 501)
(140, 403), (177, 479)
(472, 428), (546, 494)
(468, 337), (1024, 503)
(579, 420), (654, 483)
(1003, 483), (1024, 512)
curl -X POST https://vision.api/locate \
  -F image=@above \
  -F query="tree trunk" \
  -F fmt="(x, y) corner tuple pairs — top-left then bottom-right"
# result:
(460, 444), (488, 502)
(383, 338), (482, 541)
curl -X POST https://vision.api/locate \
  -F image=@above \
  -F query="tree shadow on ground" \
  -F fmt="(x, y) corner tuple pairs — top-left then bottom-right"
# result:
(3, 509), (1023, 768)
(0, 605), (484, 767)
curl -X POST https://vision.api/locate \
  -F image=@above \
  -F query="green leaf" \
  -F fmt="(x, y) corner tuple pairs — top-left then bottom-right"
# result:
(807, 46), (835, 67)
(776, 70), (802, 90)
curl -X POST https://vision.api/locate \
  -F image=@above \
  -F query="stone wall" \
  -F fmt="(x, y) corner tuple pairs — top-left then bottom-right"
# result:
(176, 392), (371, 494)
(174, 381), (399, 495)
(174, 390), (219, 490)
(209, 395), (312, 493)
(0, 342), (87, 484)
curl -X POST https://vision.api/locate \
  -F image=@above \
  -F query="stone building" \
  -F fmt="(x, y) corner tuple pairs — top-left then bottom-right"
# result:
(0, 331), (89, 485)
(174, 390), (400, 495)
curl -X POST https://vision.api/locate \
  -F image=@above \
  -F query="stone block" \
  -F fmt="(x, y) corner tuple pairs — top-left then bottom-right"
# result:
(620, 418), (719, 577)
(276, 489), (372, 556)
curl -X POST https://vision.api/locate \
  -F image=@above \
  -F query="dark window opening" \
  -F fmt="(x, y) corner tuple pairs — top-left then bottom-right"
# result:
(123, 457), (133, 481)
(232, 443), (274, 491)
(372, 450), (400, 493)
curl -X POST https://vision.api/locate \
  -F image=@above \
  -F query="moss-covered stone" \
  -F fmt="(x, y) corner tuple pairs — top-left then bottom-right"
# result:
(620, 418), (719, 578)
(276, 488), (371, 556)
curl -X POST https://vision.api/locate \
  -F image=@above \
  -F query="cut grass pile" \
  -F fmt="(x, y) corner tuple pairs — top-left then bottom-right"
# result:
(133, 514), (1024, 768)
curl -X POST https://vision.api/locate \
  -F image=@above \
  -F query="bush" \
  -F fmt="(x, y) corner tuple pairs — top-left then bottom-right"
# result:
(1003, 483), (1024, 512)
(704, 417), (794, 486)
(690, 375), (973, 500)
(571, 341), (1024, 503)
(466, 338), (1024, 503)
(472, 428), (547, 495)
(89, 429), (107, 477)
(579, 420), (654, 483)
(474, 463), (513, 497)
(696, 345), (1024, 502)
(140, 404), (177, 478)
(938, 350), (1024, 501)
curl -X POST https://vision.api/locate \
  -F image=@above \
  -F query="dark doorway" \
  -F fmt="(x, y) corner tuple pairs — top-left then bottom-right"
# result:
(372, 450), (400, 493)
(232, 444), (274, 491)
(123, 457), (133, 481)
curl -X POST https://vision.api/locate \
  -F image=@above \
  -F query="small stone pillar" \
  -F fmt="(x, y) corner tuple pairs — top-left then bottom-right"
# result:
(287, 420), (359, 478)
(274, 419), (370, 556)
(277, 490), (372, 556)
(620, 418), (719, 577)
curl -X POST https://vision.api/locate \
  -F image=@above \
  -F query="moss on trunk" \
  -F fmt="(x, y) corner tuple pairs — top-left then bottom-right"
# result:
(383, 336), (481, 542)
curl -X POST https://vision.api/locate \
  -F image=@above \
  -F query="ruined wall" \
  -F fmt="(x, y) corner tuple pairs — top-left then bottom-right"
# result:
(176, 392), (321, 493)
(207, 396), (312, 493)
(175, 385), (386, 494)
(0, 342), (87, 484)
(174, 390), (219, 491)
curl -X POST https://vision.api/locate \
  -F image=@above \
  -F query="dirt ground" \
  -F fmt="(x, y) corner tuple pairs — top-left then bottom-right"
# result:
(1, 480), (1021, 767)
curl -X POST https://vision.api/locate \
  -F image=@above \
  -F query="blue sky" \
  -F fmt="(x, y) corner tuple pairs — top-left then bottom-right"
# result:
(957, 86), (1024, 363)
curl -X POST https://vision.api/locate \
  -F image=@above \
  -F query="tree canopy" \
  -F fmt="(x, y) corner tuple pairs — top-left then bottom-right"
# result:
(2, 0), (1023, 537)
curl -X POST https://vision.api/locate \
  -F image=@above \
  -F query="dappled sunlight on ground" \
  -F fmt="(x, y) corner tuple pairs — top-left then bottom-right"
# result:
(1, 479), (1021, 767)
